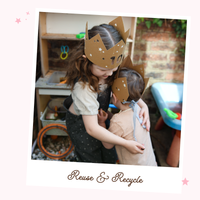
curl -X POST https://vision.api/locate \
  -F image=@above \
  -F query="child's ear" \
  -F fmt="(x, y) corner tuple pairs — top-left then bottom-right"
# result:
(112, 93), (117, 104)
(112, 93), (123, 110)
(82, 55), (86, 58)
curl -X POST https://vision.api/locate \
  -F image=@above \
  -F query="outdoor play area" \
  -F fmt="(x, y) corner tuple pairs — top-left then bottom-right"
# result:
(31, 12), (186, 167)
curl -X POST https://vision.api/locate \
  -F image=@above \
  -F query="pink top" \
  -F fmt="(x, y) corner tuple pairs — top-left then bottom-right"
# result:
(109, 108), (157, 166)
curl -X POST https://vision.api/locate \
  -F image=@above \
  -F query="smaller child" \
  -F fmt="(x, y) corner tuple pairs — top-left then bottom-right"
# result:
(98, 56), (157, 166)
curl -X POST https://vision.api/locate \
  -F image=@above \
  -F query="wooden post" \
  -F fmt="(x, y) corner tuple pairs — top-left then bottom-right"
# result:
(128, 17), (137, 61)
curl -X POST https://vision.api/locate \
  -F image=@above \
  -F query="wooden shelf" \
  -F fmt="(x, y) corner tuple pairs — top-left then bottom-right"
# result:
(41, 33), (134, 43)
(41, 33), (83, 40)
(39, 12), (137, 77)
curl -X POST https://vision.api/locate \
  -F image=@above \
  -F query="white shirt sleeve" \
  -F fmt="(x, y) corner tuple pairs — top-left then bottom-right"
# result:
(71, 82), (99, 115)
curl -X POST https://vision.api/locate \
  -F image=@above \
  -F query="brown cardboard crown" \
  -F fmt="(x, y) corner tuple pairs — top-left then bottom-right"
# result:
(112, 55), (149, 102)
(84, 16), (129, 69)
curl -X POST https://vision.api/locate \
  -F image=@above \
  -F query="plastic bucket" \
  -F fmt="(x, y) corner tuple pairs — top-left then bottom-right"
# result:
(47, 98), (68, 114)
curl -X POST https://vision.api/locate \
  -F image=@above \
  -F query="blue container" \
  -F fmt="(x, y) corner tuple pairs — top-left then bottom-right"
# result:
(151, 82), (183, 131)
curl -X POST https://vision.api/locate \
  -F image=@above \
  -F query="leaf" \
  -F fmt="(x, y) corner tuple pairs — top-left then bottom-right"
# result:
(157, 20), (163, 27)
(182, 23), (186, 29)
(145, 20), (151, 29)
(137, 18), (141, 24)
(176, 25), (180, 31)
(141, 18), (144, 22)
(179, 48), (185, 56)
(153, 18), (159, 24)
(180, 33), (185, 38)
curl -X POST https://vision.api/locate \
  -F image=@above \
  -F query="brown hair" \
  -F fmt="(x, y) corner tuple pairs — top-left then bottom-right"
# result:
(65, 24), (124, 93)
(118, 67), (145, 102)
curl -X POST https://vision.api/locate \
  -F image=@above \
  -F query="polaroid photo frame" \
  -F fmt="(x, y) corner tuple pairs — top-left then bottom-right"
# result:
(26, 8), (190, 194)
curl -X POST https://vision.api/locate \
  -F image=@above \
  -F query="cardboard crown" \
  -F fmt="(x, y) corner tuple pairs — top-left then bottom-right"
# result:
(112, 55), (149, 103)
(84, 16), (129, 69)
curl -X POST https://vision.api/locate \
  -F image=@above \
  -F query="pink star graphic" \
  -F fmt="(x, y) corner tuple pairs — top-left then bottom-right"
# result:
(26, 12), (30, 15)
(15, 18), (21, 24)
(182, 178), (189, 185)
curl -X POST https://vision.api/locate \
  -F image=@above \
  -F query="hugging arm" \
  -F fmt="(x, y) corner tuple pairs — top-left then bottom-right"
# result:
(97, 109), (115, 149)
(83, 114), (145, 154)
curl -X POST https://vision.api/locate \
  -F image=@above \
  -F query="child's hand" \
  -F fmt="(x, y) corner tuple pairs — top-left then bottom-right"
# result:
(137, 99), (150, 131)
(125, 140), (145, 154)
(98, 109), (108, 124)
(139, 104), (150, 131)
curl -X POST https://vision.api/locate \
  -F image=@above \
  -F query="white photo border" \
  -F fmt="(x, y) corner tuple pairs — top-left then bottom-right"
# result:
(26, 8), (190, 194)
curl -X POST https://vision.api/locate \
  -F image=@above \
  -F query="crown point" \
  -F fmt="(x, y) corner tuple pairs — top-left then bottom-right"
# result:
(85, 17), (127, 69)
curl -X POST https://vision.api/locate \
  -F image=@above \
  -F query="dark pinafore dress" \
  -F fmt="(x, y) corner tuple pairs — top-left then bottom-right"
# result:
(64, 84), (117, 164)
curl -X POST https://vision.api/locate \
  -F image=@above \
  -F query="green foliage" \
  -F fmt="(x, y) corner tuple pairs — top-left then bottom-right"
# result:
(153, 18), (163, 27)
(137, 17), (164, 29)
(179, 47), (185, 56)
(137, 17), (144, 24)
(145, 20), (151, 29)
(137, 18), (187, 39)
(172, 19), (187, 38)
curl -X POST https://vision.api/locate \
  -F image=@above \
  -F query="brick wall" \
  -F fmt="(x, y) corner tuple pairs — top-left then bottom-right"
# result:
(126, 22), (186, 117)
